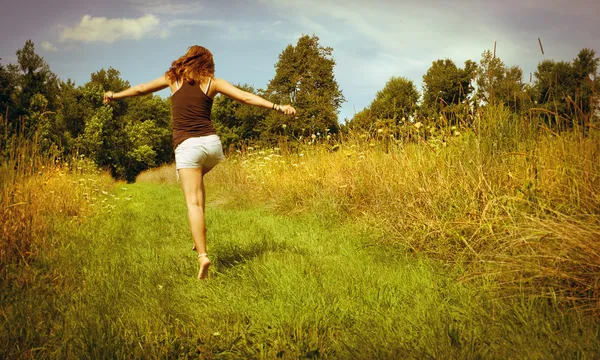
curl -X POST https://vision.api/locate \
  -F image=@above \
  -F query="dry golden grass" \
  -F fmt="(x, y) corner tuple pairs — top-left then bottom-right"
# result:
(175, 107), (599, 310)
(135, 162), (177, 184)
(0, 120), (114, 270)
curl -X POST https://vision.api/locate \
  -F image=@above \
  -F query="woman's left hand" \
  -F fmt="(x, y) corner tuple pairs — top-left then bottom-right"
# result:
(103, 91), (114, 104)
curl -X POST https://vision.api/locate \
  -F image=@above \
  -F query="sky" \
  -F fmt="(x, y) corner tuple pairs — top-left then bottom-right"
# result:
(1, 0), (599, 122)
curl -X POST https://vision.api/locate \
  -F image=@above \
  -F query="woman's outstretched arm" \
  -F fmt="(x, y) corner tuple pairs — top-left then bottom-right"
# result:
(213, 78), (296, 115)
(103, 75), (170, 104)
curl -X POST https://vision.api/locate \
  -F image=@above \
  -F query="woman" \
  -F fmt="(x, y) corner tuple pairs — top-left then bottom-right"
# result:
(103, 45), (296, 280)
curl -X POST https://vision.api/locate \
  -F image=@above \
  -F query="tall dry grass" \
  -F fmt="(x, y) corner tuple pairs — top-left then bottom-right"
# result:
(0, 114), (114, 274)
(194, 106), (600, 310)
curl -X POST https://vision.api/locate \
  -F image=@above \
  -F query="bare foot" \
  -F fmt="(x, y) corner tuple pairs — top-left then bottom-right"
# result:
(197, 254), (211, 280)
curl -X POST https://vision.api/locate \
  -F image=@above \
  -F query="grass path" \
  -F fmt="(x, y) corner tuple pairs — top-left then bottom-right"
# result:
(3, 182), (599, 359)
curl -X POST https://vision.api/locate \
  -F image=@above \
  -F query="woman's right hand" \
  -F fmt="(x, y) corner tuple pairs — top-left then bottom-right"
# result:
(278, 104), (296, 116)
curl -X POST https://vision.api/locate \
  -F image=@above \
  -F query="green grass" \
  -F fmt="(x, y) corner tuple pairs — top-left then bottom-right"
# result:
(2, 182), (599, 359)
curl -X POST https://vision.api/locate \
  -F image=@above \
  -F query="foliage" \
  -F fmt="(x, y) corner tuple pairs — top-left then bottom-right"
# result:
(349, 76), (419, 131)
(476, 50), (528, 112)
(263, 34), (345, 140)
(533, 48), (599, 130)
(422, 58), (477, 123)
(211, 84), (268, 149)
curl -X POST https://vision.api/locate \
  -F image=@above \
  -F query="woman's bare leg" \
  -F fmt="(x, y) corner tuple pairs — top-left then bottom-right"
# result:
(178, 167), (211, 279)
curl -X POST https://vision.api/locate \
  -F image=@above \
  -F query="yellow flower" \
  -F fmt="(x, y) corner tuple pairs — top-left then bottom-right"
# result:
(414, 122), (422, 130)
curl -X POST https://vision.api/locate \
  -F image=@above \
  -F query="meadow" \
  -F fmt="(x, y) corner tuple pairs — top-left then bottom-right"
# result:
(2, 107), (600, 358)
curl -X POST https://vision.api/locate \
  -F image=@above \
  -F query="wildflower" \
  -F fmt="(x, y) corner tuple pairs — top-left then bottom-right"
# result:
(311, 134), (317, 139)
(401, 117), (406, 122)
(326, 128), (330, 132)
(282, 124), (287, 129)
(247, 147), (254, 151)
(360, 134), (367, 139)
(414, 122), (422, 130)
(369, 143), (375, 147)
(317, 132), (321, 136)
(451, 126), (457, 131)
(299, 153), (304, 157)
(327, 135), (331, 140)
(454, 131), (461, 136)
(377, 128), (383, 134)
(292, 163), (299, 167)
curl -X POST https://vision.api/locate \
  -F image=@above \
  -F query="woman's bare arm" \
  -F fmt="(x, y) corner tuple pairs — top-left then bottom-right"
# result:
(103, 75), (170, 104)
(213, 78), (296, 115)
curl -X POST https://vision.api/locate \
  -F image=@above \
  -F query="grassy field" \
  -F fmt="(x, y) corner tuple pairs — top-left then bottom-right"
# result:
(2, 181), (600, 358)
(2, 106), (600, 358)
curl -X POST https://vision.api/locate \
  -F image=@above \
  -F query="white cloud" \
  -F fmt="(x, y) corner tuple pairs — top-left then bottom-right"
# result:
(41, 41), (58, 52)
(166, 19), (226, 28)
(127, 0), (203, 14)
(59, 14), (161, 44)
(164, 18), (247, 40)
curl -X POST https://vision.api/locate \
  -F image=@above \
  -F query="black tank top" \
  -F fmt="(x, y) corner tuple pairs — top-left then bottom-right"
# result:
(171, 79), (216, 149)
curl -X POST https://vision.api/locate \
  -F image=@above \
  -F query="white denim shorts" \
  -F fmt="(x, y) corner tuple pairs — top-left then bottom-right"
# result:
(175, 135), (224, 180)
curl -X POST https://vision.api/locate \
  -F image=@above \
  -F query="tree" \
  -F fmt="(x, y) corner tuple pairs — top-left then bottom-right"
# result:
(533, 48), (599, 129)
(12, 41), (60, 125)
(212, 83), (268, 148)
(0, 60), (15, 116)
(370, 77), (419, 121)
(349, 76), (419, 130)
(263, 35), (345, 140)
(422, 59), (477, 123)
(476, 50), (526, 112)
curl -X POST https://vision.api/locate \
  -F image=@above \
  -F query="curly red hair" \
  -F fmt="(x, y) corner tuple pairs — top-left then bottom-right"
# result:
(165, 45), (215, 85)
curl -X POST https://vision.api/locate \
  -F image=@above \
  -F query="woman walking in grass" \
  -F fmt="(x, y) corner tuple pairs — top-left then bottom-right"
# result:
(103, 45), (296, 279)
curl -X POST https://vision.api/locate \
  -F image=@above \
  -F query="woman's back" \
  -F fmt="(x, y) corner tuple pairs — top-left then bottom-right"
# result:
(171, 79), (215, 149)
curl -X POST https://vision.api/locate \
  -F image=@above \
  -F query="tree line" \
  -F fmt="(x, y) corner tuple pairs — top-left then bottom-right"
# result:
(1, 36), (598, 181)
(351, 48), (599, 132)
